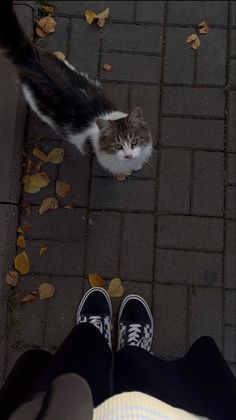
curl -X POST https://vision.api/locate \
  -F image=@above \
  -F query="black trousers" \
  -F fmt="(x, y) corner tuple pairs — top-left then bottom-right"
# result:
(0, 324), (235, 420)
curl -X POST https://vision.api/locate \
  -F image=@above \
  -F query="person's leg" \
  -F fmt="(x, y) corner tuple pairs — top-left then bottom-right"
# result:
(0, 349), (52, 420)
(29, 288), (113, 407)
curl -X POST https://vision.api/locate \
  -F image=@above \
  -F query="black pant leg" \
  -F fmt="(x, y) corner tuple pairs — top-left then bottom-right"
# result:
(114, 336), (236, 420)
(30, 323), (113, 407)
(0, 349), (52, 420)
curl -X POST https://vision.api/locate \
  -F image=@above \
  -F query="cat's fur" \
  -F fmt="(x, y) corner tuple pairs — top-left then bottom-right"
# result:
(0, 0), (153, 174)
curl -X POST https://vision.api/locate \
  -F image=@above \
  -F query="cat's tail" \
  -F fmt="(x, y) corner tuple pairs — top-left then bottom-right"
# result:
(0, 0), (33, 64)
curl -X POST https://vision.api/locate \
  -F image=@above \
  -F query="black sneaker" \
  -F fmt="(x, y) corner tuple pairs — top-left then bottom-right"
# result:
(117, 294), (153, 351)
(76, 287), (112, 348)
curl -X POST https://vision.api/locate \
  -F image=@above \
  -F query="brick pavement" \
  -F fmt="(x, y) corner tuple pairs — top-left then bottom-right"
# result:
(1, 1), (235, 381)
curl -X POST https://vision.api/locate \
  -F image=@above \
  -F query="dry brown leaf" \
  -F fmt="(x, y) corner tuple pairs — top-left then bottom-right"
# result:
(39, 197), (59, 214)
(186, 33), (200, 50)
(33, 147), (48, 162)
(47, 148), (64, 164)
(107, 277), (124, 298)
(102, 63), (112, 72)
(38, 282), (55, 299)
(97, 8), (109, 27)
(17, 226), (23, 234)
(38, 245), (48, 257)
(22, 223), (32, 233)
(36, 16), (56, 38)
(26, 158), (34, 173)
(198, 21), (209, 34)
(88, 273), (105, 288)
(17, 235), (26, 248)
(64, 204), (74, 210)
(56, 181), (70, 198)
(115, 173), (131, 181)
(6, 271), (18, 287)
(20, 292), (39, 303)
(85, 9), (97, 24)
(14, 251), (30, 275)
(40, 3), (55, 14)
(23, 172), (50, 193)
(53, 51), (66, 60)
(22, 201), (31, 216)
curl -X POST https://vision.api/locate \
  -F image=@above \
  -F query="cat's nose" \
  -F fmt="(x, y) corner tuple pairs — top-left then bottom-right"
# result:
(125, 154), (132, 160)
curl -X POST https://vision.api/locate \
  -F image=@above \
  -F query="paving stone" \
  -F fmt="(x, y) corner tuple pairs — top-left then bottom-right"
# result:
(225, 290), (236, 325)
(227, 154), (236, 185)
(224, 220), (236, 288)
(192, 151), (224, 216)
(27, 111), (62, 141)
(70, 19), (100, 78)
(129, 86), (160, 145)
(158, 149), (191, 213)
(161, 118), (224, 150)
(155, 249), (222, 286)
(15, 3), (33, 38)
(102, 83), (129, 112)
(86, 211), (121, 278)
(164, 28), (195, 84)
(230, 30), (236, 57)
(157, 215), (224, 251)
(45, 276), (85, 348)
(100, 53), (162, 83)
(162, 87), (225, 117)
(24, 138), (60, 180)
(168, 1), (228, 25)
(136, 1), (165, 24)
(228, 91), (236, 152)
(26, 240), (85, 276)
(5, 347), (25, 381)
(196, 30), (227, 85)
(90, 178), (156, 211)
(103, 23), (163, 54)
(22, 172), (57, 206)
(20, 207), (87, 241)
(230, 1), (236, 27)
(189, 286), (222, 350)
(54, 1), (135, 21)
(120, 214), (155, 281)
(225, 186), (236, 219)
(229, 363), (236, 377)
(224, 326), (236, 362)
(37, 17), (70, 53)
(229, 59), (236, 88)
(153, 285), (187, 358)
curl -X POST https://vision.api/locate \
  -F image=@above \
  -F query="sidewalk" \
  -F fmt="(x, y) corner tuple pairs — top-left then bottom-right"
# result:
(0, 1), (235, 383)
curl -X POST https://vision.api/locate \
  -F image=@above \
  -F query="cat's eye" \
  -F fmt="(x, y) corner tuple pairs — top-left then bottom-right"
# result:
(114, 144), (123, 150)
(131, 138), (138, 146)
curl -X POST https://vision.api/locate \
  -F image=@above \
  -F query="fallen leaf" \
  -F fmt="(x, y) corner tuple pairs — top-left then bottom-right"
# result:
(64, 204), (74, 210)
(115, 173), (131, 181)
(23, 172), (50, 193)
(39, 3), (55, 14)
(20, 292), (38, 303)
(17, 226), (23, 234)
(39, 245), (48, 257)
(14, 251), (30, 275)
(47, 147), (64, 164)
(186, 33), (200, 50)
(102, 63), (112, 72)
(107, 277), (124, 298)
(6, 271), (18, 287)
(17, 235), (26, 248)
(53, 51), (66, 60)
(56, 181), (70, 198)
(36, 16), (56, 38)
(33, 147), (48, 162)
(22, 223), (32, 233)
(38, 282), (55, 299)
(26, 158), (34, 173)
(96, 8), (109, 27)
(88, 273), (105, 288)
(39, 197), (59, 214)
(85, 9), (96, 25)
(21, 201), (31, 216)
(198, 21), (209, 34)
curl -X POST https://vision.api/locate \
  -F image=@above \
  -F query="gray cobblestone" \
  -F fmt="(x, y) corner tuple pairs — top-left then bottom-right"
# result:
(227, 154), (236, 185)
(136, 1), (165, 24)
(230, 31), (236, 57)
(38, 17), (70, 53)
(168, 1), (228, 25)
(225, 290), (236, 325)
(228, 91), (236, 152)
(224, 220), (236, 288)
(230, 59), (236, 88)
(102, 83), (129, 111)
(225, 186), (236, 219)
(224, 326), (236, 362)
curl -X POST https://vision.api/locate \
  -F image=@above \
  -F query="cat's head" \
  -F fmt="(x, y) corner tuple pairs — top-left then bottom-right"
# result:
(96, 107), (152, 162)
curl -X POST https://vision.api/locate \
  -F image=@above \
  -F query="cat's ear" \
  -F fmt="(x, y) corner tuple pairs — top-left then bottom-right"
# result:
(96, 118), (116, 136)
(128, 107), (143, 122)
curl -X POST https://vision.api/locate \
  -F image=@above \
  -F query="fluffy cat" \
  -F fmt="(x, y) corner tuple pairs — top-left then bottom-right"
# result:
(0, 0), (153, 175)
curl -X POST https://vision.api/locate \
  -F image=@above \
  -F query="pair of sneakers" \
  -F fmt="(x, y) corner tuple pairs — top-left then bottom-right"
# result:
(77, 288), (153, 352)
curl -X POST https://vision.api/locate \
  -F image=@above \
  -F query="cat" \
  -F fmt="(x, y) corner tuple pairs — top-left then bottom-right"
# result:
(0, 0), (153, 175)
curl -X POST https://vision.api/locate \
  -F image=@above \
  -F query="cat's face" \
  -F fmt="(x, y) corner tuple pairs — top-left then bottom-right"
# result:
(96, 107), (152, 162)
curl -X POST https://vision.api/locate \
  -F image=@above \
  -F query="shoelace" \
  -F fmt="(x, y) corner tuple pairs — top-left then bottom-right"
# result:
(88, 316), (103, 333)
(126, 323), (149, 348)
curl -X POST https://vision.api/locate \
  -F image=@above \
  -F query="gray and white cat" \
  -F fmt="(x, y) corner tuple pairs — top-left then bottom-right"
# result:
(0, 0), (153, 175)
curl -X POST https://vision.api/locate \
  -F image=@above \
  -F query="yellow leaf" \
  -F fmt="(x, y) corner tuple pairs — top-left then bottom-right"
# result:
(115, 173), (131, 181)
(26, 158), (34, 173)
(39, 245), (48, 257)
(88, 273), (105, 288)
(40, 3), (55, 14)
(107, 277), (124, 298)
(198, 21), (209, 34)
(47, 147), (64, 164)
(17, 235), (26, 248)
(14, 251), (30, 275)
(97, 8), (109, 27)
(36, 16), (56, 38)
(20, 292), (39, 303)
(23, 172), (50, 193)
(85, 9), (96, 24)
(56, 181), (70, 198)
(102, 63), (112, 72)
(186, 33), (200, 50)
(53, 51), (66, 61)
(6, 271), (18, 287)
(64, 204), (74, 210)
(17, 226), (23, 234)
(33, 147), (48, 162)
(39, 197), (59, 214)
(38, 282), (55, 299)
(22, 223), (32, 233)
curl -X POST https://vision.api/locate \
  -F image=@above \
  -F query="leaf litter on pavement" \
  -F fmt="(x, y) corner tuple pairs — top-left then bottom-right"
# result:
(88, 273), (124, 298)
(186, 20), (209, 49)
